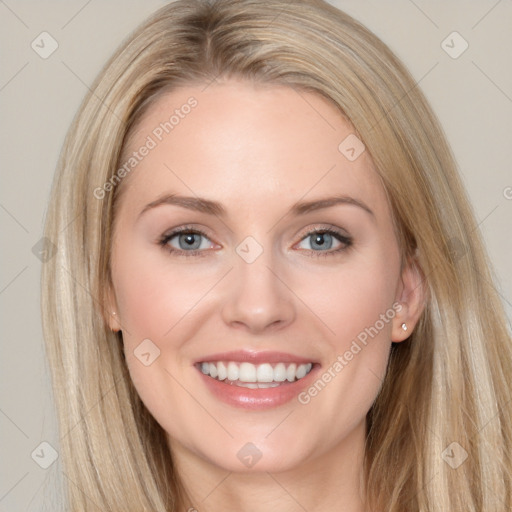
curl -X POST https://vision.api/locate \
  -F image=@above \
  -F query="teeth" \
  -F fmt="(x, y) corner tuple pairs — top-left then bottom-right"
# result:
(256, 363), (274, 382)
(239, 362), (257, 382)
(274, 363), (287, 382)
(199, 361), (314, 383)
(227, 361), (239, 381)
(236, 382), (281, 389)
(286, 363), (297, 382)
(217, 361), (227, 380)
(296, 364), (307, 379)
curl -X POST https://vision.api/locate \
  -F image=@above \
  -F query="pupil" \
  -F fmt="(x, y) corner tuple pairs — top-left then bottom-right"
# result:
(180, 233), (200, 249)
(312, 232), (332, 250)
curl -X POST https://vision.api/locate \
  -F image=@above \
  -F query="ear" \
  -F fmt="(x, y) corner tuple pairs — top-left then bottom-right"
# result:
(103, 284), (122, 333)
(391, 255), (426, 342)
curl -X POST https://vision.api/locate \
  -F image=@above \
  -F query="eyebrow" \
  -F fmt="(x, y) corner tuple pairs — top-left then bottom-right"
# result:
(138, 193), (374, 219)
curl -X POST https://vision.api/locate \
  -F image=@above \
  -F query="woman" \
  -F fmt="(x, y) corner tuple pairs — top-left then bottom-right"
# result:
(41, 0), (512, 510)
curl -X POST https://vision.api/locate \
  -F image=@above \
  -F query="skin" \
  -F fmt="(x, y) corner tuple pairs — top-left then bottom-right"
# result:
(108, 80), (424, 512)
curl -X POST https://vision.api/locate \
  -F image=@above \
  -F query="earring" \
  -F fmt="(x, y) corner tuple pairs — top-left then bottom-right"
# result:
(401, 323), (408, 331)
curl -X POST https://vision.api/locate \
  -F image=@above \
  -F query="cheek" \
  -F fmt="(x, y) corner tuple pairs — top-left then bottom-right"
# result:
(296, 244), (400, 416)
(303, 250), (400, 352)
(111, 246), (205, 437)
(111, 241), (218, 345)
(293, 251), (400, 437)
(110, 242), (224, 410)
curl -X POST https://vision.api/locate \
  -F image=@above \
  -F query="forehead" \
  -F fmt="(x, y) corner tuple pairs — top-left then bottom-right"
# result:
(117, 81), (388, 220)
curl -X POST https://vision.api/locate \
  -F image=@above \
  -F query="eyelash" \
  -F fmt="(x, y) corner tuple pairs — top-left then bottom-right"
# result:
(158, 225), (353, 259)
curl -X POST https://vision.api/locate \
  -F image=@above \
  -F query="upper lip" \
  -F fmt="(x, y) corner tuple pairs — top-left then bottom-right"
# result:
(195, 350), (317, 365)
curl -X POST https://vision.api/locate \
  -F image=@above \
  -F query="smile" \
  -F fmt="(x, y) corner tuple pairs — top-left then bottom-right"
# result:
(195, 350), (319, 409)
(199, 361), (314, 388)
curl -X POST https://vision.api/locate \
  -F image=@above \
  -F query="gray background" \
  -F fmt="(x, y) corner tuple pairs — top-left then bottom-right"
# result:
(1, 1), (511, 510)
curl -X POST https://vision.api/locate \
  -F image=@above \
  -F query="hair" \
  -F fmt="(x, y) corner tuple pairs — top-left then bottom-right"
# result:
(41, 0), (512, 510)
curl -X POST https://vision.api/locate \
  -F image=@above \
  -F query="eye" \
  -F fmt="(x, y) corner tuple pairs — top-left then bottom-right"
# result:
(159, 226), (215, 257)
(158, 225), (353, 259)
(295, 227), (352, 257)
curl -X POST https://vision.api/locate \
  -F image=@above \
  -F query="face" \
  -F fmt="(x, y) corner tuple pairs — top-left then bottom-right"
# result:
(108, 80), (418, 474)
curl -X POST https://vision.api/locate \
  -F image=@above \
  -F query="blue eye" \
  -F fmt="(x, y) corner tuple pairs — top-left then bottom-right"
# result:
(301, 231), (337, 250)
(159, 227), (213, 257)
(296, 229), (352, 257)
(158, 226), (352, 258)
(171, 232), (204, 251)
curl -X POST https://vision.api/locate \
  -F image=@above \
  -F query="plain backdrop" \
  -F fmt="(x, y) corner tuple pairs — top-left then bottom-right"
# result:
(1, 1), (511, 510)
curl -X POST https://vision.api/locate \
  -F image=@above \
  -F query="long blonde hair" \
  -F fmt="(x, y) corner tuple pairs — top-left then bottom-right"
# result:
(41, 0), (512, 510)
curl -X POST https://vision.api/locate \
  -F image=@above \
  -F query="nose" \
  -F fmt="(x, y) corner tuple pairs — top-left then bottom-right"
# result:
(220, 246), (296, 334)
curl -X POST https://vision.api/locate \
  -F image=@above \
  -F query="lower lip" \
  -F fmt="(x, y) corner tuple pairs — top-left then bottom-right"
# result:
(197, 365), (319, 410)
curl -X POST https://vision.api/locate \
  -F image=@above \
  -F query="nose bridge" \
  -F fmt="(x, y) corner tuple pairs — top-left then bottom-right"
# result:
(220, 235), (296, 332)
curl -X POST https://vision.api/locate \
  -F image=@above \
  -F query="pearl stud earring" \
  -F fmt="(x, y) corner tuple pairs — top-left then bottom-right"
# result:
(401, 323), (408, 331)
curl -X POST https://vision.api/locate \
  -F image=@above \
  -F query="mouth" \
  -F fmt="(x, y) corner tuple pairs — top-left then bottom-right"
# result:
(194, 351), (319, 409)
(198, 361), (314, 388)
